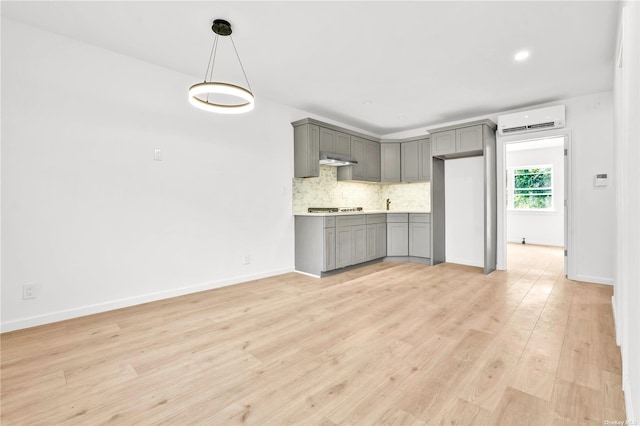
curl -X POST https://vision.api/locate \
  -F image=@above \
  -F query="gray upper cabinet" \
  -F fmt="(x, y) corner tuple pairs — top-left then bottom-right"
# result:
(365, 139), (381, 182)
(419, 139), (431, 182)
(320, 128), (350, 156)
(401, 140), (420, 182)
(431, 124), (484, 158)
(431, 130), (456, 157)
(456, 125), (483, 152)
(380, 143), (401, 183)
(338, 136), (380, 182)
(401, 138), (431, 183)
(293, 123), (320, 178)
(350, 136), (366, 180)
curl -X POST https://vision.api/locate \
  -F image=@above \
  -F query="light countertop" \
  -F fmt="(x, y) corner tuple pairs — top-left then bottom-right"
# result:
(294, 210), (430, 216)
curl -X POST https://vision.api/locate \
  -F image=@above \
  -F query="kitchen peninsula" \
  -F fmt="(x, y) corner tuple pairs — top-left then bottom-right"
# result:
(295, 210), (431, 277)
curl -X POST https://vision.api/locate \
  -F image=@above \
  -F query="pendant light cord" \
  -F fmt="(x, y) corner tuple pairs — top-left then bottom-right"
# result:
(204, 35), (219, 82)
(230, 35), (253, 93)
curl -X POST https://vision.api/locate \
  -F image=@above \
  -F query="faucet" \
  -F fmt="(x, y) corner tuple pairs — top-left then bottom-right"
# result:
(386, 198), (391, 211)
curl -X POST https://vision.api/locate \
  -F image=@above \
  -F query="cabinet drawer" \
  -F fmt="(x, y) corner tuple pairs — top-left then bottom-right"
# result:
(336, 215), (365, 227)
(366, 214), (386, 224)
(324, 217), (336, 228)
(409, 213), (431, 223)
(387, 213), (408, 223)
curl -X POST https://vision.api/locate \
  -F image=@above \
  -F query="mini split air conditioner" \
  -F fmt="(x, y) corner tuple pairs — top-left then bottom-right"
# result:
(497, 105), (565, 136)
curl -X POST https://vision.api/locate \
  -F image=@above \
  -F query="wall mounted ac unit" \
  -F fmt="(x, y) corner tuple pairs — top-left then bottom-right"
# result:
(497, 105), (565, 136)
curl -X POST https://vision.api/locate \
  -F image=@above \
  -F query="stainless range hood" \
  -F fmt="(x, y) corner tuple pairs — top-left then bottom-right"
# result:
(319, 151), (358, 167)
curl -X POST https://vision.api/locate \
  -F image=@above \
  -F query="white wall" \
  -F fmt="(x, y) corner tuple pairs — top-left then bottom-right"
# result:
(614, 1), (640, 422)
(0, 19), (313, 331)
(444, 157), (484, 268)
(506, 144), (564, 247)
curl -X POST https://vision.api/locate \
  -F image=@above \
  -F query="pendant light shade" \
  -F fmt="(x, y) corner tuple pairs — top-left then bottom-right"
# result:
(189, 19), (254, 114)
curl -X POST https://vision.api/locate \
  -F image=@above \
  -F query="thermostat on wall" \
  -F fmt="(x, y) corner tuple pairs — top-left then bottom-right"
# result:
(594, 173), (608, 187)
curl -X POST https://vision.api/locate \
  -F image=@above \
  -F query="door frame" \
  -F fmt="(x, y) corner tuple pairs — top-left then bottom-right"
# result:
(496, 130), (573, 277)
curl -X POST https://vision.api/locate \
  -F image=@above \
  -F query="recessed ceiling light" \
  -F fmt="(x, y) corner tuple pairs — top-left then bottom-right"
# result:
(514, 50), (530, 61)
(363, 100), (373, 105)
(397, 115), (406, 120)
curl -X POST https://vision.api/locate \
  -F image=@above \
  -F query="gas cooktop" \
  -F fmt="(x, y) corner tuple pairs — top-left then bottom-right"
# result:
(307, 207), (363, 213)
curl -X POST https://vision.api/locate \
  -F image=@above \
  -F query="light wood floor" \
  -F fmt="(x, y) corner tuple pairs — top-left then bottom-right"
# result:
(1, 244), (626, 425)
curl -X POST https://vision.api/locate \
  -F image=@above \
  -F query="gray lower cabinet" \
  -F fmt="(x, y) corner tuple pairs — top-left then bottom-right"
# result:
(295, 216), (336, 276)
(335, 226), (353, 268)
(296, 214), (387, 276)
(324, 227), (336, 271)
(366, 214), (387, 261)
(352, 225), (367, 264)
(387, 213), (431, 259)
(387, 213), (409, 256)
(409, 214), (431, 258)
(335, 215), (368, 268)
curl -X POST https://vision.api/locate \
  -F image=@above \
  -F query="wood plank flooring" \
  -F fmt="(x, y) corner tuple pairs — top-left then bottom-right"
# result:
(0, 244), (626, 425)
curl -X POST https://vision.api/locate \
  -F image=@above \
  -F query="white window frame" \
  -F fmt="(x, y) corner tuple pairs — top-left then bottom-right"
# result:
(506, 164), (554, 211)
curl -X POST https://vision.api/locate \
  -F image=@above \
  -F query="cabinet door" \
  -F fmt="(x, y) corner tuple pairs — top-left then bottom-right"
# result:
(294, 124), (319, 178)
(323, 227), (336, 271)
(335, 132), (351, 156)
(401, 140), (419, 182)
(456, 125), (483, 153)
(376, 223), (387, 258)
(350, 137), (366, 181)
(352, 225), (367, 264)
(431, 130), (456, 156)
(380, 143), (401, 183)
(387, 222), (409, 256)
(409, 222), (430, 258)
(319, 127), (335, 153)
(418, 138), (431, 182)
(366, 224), (377, 261)
(365, 140), (381, 182)
(336, 226), (352, 268)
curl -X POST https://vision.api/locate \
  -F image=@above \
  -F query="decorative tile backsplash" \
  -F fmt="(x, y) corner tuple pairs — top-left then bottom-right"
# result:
(292, 165), (430, 214)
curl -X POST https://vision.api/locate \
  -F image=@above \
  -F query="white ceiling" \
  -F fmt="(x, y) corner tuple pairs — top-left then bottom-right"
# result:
(1, 1), (619, 135)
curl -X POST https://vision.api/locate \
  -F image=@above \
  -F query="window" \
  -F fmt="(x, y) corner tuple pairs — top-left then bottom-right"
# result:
(507, 165), (553, 210)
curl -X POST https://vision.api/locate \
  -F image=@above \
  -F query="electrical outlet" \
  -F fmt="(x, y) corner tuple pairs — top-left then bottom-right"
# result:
(243, 255), (251, 265)
(23, 284), (36, 299)
(154, 148), (162, 161)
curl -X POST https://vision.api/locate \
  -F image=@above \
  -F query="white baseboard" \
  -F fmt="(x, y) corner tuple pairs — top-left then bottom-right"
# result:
(612, 295), (622, 347)
(444, 258), (484, 268)
(294, 270), (320, 278)
(623, 374), (635, 423)
(573, 274), (614, 285)
(0, 267), (293, 333)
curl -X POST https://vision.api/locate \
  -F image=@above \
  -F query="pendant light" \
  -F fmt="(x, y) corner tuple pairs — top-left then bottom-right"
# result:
(188, 19), (254, 114)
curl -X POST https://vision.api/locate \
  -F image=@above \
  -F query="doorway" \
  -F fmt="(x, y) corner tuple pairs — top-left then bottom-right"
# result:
(498, 133), (571, 276)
